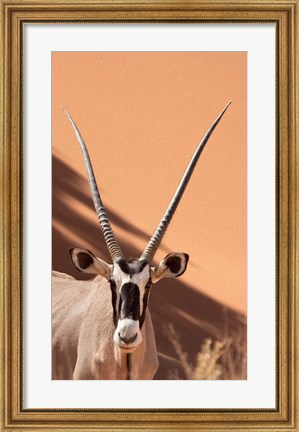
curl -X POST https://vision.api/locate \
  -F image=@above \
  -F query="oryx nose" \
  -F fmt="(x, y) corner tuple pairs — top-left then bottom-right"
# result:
(118, 332), (138, 344)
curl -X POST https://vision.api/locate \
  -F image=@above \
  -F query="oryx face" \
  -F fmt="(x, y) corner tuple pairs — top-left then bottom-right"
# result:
(111, 259), (151, 350)
(70, 249), (189, 351)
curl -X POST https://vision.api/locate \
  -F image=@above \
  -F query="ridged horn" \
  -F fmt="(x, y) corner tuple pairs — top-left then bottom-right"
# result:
(64, 110), (124, 262)
(140, 101), (232, 263)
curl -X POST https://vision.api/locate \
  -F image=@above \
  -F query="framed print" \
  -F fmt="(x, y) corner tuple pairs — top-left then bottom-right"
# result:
(0, 0), (298, 431)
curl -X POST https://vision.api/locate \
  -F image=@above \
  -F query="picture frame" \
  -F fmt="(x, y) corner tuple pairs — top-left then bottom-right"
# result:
(0, 0), (298, 431)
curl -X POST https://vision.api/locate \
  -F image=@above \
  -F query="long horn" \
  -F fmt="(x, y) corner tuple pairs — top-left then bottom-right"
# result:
(140, 101), (232, 263)
(64, 110), (124, 261)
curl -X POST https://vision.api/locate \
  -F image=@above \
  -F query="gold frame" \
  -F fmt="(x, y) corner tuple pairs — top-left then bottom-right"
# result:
(0, 1), (298, 431)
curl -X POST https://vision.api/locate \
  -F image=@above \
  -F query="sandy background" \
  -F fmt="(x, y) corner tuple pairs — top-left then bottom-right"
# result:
(52, 52), (247, 379)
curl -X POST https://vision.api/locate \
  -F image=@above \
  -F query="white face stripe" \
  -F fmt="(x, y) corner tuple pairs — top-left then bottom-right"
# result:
(112, 262), (150, 316)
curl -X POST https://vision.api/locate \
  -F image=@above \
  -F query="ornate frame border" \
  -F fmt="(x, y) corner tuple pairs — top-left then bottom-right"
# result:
(1, 1), (298, 431)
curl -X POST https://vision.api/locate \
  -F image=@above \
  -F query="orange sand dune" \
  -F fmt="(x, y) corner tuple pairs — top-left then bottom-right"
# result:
(52, 52), (247, 379)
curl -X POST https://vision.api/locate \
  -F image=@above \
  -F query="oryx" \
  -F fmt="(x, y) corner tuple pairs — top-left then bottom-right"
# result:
(52, 102), (231, 380)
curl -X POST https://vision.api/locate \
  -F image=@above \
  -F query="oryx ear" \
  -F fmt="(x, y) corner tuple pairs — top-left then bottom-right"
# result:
(69, 248), (112, 279)
(151, 253), (189, 283)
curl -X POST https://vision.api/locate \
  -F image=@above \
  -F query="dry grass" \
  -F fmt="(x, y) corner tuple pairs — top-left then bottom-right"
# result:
(165, 319), (247, 380)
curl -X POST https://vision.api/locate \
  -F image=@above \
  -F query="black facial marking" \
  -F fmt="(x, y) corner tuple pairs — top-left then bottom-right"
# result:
(138, 260), (149, 273)
(120, 282), (140, 320)
(76, 251), (93, 270)
(116, 259), (131, 274)
(118, 296), (123, 315)
(109, 278), (118, 327)
(139, 278), (152, 329)
(116, 259), (148, 276)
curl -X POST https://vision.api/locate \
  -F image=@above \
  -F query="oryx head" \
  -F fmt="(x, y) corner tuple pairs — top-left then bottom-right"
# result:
(65, 102), (231, 352)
